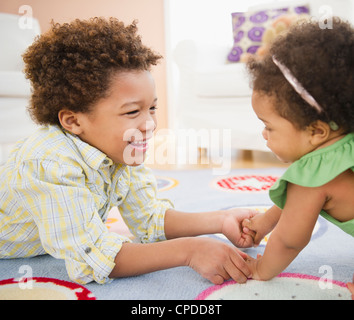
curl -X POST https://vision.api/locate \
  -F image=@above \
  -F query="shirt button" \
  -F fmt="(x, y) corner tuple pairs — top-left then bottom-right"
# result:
(84, 247), (92, 254)
(117, 196), (122, 201)
(103, 159), (110, 165)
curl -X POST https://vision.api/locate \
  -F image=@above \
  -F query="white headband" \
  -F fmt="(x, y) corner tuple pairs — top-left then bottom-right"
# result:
(272, 55), (323, 113)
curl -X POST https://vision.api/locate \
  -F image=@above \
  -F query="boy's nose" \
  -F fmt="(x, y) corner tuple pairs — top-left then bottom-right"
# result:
(262, 128), (268, 140)
(140, 120), (156, 133)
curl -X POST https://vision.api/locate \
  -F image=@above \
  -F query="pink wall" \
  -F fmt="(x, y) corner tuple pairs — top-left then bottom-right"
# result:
(0, 0), (168, 128)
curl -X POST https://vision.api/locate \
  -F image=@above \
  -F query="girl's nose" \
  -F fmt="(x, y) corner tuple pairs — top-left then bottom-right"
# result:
(262, 128), (268, 140)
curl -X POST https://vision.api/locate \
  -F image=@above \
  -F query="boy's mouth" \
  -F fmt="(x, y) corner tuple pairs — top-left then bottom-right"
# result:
(128, 139), (149, 151)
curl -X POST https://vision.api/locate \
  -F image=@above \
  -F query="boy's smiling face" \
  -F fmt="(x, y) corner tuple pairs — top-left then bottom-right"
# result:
(60, 70), (158, 165)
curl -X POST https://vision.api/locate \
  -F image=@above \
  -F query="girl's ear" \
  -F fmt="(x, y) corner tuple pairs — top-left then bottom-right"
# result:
(307, 120), (331, 146)
(58, 110), (84, 135)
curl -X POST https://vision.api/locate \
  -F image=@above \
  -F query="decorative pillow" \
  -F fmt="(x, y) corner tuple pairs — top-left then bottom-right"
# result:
(228, 5), (310, 62)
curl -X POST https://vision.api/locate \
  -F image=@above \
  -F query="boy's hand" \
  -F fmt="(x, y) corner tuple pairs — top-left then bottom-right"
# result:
(187, 237), (252, 285)
(221, 208), (258, 248)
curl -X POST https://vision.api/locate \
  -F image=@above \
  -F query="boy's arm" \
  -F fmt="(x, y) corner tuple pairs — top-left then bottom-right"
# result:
(250, 183), (326, 280)
(164, 208), (257, 247)
(121, 165), (256, 246)
(164, 209), (225, 238)
(109, 208), (257, 284)
(109, 238), (188, 278)
(109, 236), (251, 284)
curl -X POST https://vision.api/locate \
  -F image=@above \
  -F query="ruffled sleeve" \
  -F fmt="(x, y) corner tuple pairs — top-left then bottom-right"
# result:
(270, 133), (354, 209)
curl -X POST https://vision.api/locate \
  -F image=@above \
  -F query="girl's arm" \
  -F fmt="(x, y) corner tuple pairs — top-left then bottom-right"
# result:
(250, 183), (326, 280)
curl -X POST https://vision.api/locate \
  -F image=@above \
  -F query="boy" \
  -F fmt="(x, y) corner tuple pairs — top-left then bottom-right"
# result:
(0, 18), (254, 285)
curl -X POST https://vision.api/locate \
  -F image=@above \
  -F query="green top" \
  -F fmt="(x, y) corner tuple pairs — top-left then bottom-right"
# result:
(269, 133), (354, 237)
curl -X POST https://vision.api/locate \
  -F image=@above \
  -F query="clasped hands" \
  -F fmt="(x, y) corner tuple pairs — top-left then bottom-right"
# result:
(216, 208), (270, 282)
(183, 208), (270, 285)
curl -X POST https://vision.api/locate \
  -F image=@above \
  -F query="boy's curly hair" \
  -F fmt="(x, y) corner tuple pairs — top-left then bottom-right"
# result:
(246, 18), (354, 132)
(23, 17), (162, 126)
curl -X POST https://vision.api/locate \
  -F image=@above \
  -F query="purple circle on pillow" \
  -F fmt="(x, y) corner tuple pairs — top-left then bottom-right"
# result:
(247, 45), (260, 54)
(228, 46), (243, 62)
(248, 27), (265, 42)
(250, 11), (269, 24)
(234, 30), (244, 43)
(233, 14), (246, 28)
(295, 6), (310, 14)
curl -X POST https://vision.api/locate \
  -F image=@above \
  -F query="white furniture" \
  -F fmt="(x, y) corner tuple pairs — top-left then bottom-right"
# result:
(174, 40), (267, 152)
(0, 13), (40, 164)
(173, 0), (354, 153)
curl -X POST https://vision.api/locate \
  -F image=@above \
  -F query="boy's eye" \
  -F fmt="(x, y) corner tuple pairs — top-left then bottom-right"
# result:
(126, 110), (139, 115)
(150, 106), (157, 112)
(124, 106), (157, 116)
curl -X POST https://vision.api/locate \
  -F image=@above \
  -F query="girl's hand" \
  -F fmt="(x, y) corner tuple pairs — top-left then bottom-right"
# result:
(242, 206), (281, 246)
(186, 237), (252, 285)
(245, 254), (263, 281)
(242, 214), (268, 246)
(221, 208), (258, 248)
(242, 205), (282, 246)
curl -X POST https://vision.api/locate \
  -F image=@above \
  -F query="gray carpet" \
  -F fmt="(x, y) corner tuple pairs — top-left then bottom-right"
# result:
(1, 168), (353, 299)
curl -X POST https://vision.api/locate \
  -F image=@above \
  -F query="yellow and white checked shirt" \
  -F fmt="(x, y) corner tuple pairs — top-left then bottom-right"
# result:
(0, 125), (173, 284)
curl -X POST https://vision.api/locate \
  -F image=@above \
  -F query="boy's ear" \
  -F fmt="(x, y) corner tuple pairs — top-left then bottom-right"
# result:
(58, 110), (84, 135)
(307, 120), (330, 146)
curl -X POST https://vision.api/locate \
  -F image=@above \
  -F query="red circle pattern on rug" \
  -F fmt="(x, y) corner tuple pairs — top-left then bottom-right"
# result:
(0, 277), (96, 300)
(196, 273), (351, 300)
(213, 175), (278, 192)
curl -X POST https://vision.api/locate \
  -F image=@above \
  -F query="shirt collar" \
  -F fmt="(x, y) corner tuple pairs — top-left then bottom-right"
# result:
(61, 127), (114, 170)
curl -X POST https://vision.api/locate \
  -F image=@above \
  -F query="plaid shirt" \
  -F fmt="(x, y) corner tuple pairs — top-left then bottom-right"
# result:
(0, 125), (172, 284)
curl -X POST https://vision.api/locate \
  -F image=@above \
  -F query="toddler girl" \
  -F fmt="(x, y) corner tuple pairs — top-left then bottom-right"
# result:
(242, 17), (354, 292)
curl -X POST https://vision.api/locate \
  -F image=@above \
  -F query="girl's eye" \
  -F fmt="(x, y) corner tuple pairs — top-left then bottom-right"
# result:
(263, 125), (270, 131)
(150, 106), (158, 113)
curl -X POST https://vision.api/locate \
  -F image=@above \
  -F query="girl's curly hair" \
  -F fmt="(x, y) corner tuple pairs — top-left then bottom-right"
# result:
(246, 17), (354, 132)
(23, 17), (162, 126)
